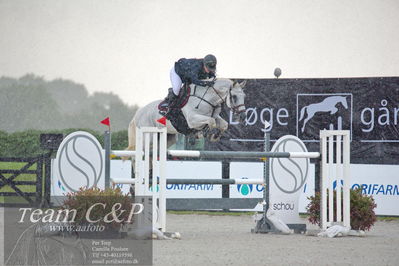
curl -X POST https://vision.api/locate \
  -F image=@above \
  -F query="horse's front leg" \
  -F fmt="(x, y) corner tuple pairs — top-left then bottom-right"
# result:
(207, 116), (228, 142)
(186, 114), (217, 130)
(215, 115), (228, 132)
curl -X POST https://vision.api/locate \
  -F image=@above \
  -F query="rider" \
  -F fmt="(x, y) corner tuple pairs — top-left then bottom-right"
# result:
(161, 54), (217, 111)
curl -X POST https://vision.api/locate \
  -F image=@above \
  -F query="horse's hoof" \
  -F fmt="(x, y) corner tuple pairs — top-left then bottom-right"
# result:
(207, 128), (222, 142)
(188, 137), (196, 145)
(210, 134), (221, 142)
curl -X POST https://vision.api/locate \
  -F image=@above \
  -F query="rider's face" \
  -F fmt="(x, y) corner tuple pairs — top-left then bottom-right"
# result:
(204, 65), (216, 75)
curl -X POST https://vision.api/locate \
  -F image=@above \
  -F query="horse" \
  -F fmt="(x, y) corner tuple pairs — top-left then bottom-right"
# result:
(299, 96), (348, 132)
(125, 78), (247, 152)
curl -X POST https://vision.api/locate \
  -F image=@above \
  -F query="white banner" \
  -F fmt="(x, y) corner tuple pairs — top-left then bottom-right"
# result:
(110, 160), (133, 194)
(112, 161), (399, 216)
(111, 161), (223, 197)
(350, 164), (399, 216)
(229, 162), (315, 214)
(165, 161), (222, 198)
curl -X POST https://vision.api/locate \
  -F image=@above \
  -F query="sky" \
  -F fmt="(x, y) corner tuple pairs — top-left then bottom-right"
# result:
(1, 0), (398, 107)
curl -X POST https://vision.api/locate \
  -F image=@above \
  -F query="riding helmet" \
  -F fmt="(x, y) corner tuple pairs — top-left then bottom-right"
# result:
(204, 54), (217, 71)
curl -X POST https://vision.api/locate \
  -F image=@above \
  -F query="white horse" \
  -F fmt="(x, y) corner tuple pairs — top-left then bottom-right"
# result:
(126, 78), (247, 152)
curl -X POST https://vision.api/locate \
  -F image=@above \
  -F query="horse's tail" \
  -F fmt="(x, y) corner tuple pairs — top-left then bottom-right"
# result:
(122, 119), (136, 161)
(298, 106), (307, 121)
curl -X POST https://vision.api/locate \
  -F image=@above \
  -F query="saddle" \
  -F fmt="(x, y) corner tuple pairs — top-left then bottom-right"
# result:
(158, 84), (196, 136)
(159, 83), (191, 111)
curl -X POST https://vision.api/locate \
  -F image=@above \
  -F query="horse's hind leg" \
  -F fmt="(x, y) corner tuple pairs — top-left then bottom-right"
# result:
(128, 119), (136, 150)
(122, 119), (137, 183)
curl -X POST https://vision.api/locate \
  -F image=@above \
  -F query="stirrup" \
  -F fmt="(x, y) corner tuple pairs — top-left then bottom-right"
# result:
(159, 109), (168, 116)
(158, 106), (170, 117)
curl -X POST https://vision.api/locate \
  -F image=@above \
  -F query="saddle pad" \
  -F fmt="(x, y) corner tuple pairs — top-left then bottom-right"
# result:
(158, 84), (191, 111)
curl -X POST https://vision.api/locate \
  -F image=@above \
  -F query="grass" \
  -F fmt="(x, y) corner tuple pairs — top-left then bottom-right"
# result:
(0, 162), (27, 170)
(0, 161), (40, 204)
(377, 216), (399, 221)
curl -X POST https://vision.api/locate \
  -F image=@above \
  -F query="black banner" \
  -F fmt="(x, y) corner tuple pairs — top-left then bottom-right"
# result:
(206, 77), (399, 164)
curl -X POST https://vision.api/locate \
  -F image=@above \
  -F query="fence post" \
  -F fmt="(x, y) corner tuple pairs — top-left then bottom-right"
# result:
(221, 160), (230, 204)
(264, 132), (270, 216)
(36, 156), (43, 205)
(104, 131), (111, 189)
(314, 159), (320, 193)
(43, 153), (52, 206)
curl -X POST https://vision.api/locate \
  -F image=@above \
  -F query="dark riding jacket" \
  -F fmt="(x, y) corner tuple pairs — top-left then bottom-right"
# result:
(174, 58), (215, 87)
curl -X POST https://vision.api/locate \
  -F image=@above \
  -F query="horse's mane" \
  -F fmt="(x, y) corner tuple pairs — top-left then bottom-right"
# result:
(189, 78), (233, 92)
(215, 78), (233, 88)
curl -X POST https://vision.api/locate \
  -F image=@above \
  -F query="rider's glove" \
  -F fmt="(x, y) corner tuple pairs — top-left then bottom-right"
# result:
(205, 81), (215, 87)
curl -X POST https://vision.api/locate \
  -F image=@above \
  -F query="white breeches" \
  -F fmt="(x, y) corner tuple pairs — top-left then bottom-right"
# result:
(170, 66), (182, 96)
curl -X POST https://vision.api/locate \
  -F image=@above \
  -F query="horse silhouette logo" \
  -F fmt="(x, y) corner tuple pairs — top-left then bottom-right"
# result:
(298, 96), (348, 132)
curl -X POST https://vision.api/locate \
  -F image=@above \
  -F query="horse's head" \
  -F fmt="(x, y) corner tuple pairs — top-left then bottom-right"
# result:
(339, 96), (348, 109)
(227, 80), (247, 122)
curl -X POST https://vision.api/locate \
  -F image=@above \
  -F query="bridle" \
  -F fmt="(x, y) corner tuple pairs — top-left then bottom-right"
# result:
(229, 92), (246, 115)
(192, 80), (245, 116)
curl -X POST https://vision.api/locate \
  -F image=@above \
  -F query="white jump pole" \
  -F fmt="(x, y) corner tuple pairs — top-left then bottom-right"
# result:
(111, 178), (263, 185)
(168, 150), (320, 159)
(111, 178), (136, 184)
(111, 150), (136, 157)
(342, 131), (351, 228)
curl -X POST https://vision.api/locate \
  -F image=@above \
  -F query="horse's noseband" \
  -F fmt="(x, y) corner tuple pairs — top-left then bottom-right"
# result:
(231, 104), (246, 114)
(229, 88), (245, 114)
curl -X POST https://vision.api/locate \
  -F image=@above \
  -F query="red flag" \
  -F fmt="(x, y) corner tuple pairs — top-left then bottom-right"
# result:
(100, 117), (110, 127)
(157, 116), (167, 126)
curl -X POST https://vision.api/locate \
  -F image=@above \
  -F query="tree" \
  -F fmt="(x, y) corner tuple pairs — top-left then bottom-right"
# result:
(0, 74), (138, 132)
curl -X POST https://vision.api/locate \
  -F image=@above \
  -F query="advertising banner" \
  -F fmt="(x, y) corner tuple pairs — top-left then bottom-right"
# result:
(206, 77), (399, 165)
(229, 162), (399, 216)
(350, 164), (399, 216)
(165, 161), (222, 198)
(229, 162), (315, 214)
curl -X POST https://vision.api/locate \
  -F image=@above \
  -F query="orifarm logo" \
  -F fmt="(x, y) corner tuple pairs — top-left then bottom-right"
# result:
(236, 177), (264, 196)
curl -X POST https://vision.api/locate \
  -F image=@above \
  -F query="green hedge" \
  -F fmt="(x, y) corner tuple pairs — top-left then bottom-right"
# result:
(0, 129), (128, 158)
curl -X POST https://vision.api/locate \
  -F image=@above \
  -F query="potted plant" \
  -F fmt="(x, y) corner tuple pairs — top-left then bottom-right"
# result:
(62, 187), (133, 238)
(307, 188), (377, 231)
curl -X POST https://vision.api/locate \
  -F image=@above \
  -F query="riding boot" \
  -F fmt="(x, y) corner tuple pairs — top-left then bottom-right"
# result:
(159, 89), (179, 116)
(166, 89), (179, 108)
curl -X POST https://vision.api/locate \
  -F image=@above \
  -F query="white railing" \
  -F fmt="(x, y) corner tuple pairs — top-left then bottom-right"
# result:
(320, 130), (350, 230)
